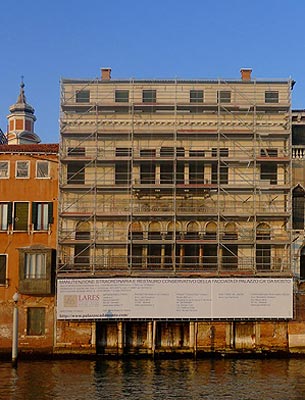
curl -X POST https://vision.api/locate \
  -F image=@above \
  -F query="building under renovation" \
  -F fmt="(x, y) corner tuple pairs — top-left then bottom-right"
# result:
(56, 68), (298, 355)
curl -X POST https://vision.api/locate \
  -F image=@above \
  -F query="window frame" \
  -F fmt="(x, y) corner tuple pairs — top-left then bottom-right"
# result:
(265, 91), (279, 104)
(15, 160), (30, 179)
(115, 90), (129, 103)
(0, 254), (7, 285)
(142, 89), (156, 103)
(75, 90), (90, 103)
(13, 201), (29, 231)
(32, 202), (53, 231)
(0, 161), (9, 179)
(217, 90), (231, 104)
(0, 202), (12, 231)
(26, 307), (46, 336)
(190, 90), (204, 103)
(19, 247), (54, 294)
(36, 160), (50, 179)
(25, 253), (47, 279)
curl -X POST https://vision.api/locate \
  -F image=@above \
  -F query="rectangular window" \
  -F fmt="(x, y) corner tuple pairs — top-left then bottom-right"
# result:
(32, 202), (53, 230)
(140, 164), (156, 184)
(16, 161), (29, 178)
(217, 90), (231, 103)
(189, 150), (205, 158)
(13, 202), (29, 230)
(160, 147), (174, 157)
(211, 148), (229, 157)
(27, 307), (45, 336)
(0, 161), (9, 178)
(190, 90), (204, 103)
(67, 163), (85, 184)
(25, 253), (46, 279)
(115, 148), (132, 157)
(265, 91), (279, 103)
(0, 255), (7, 285)
(142, 90), (156, 103)
(260, 148), (278, 158)
(115, 90), (129, 103)
(160, 162), (174, 184)
(68, 147), (85, 156)
(75, 90), (90, 103)
(261, 164), (277, 184)
(115, 163), (131, 185)
(211, 163), (228, 184)
(36, 161), (49, 178)
(140, 149), (156, 158)
(0, 202), (12, 230)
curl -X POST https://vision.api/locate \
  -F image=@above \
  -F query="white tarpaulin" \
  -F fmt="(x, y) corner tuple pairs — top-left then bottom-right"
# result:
(57, 278), (293, 320)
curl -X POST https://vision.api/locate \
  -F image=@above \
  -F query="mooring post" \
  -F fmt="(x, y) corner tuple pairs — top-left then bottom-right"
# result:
(12, 292), (19, 368)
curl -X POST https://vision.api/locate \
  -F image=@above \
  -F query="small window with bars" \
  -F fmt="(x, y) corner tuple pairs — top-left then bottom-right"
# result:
(190, 90), (204, 103)
(265, 91), (279, 103)
(75, 90), (90, 103)
(142, 90), (156, 103)
(217, 90), (231, 103)
(115, 90), (129, 103)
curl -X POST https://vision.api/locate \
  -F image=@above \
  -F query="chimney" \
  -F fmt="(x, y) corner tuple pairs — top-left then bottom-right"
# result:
(101, 67), (111, 81)
(240, 68), (252, 81)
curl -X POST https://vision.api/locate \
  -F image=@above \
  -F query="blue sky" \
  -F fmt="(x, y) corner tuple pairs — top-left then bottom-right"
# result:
(1, 0), (305, 143)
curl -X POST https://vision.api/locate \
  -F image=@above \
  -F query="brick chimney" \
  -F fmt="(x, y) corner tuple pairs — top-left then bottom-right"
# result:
(101, 68), (111, 80)
(240, 68), (252, 81)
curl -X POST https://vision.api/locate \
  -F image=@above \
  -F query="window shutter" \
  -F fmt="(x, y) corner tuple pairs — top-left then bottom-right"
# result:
(48, 202), (53, 224)
(32, 203), (38, 229)
(7, 202), (13, 225)
(0, 255), (6, 284)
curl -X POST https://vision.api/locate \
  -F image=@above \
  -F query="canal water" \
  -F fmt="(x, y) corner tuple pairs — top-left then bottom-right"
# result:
(1, 357), (305, 400)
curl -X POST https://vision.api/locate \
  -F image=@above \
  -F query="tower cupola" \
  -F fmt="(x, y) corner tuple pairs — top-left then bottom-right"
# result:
(6, 79), (41, 144)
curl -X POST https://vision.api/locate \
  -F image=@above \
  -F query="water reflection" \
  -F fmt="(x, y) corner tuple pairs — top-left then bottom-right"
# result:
(1, 358), (305, 399)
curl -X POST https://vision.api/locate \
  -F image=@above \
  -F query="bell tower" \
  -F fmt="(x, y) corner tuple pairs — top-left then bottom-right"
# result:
(6, 78), (41, 144)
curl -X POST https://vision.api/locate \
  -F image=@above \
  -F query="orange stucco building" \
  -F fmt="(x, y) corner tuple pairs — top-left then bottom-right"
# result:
(0, 83), (58, 355)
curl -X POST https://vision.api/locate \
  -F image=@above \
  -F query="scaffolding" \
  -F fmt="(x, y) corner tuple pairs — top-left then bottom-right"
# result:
(57, 74), (292, 277)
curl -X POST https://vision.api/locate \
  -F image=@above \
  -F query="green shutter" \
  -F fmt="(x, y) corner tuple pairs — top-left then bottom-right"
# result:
(0, 255), (6, 284)
(14, 202), (28, 230)
(32, 202), (38, 229)
(7, 202), (12, 225)
(48, 202), (53, 224)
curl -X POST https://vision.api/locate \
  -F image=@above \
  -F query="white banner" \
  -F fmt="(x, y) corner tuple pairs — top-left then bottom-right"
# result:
(57, 278), (293, 320)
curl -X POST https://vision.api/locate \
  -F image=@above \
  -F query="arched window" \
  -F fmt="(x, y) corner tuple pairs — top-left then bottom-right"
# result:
(164, 222), (180, 269)
(204, 222), (217, 269)
(147, 222), (162, 268)
(128, 222), (143, 269)
(222, 223), (238, 269)
(256, 223), (271, 270)
(184, 221), (200, 268)
(293, 186), (305, 230)
(74, 222), (90, 268)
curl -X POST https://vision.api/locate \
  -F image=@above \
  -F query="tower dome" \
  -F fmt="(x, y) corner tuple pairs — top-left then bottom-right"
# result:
(6, 79), (41, 144)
